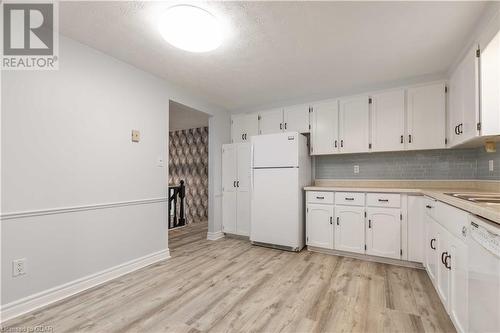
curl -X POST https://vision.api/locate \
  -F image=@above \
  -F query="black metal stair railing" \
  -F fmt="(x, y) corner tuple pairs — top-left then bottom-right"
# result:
(168, 180), (186, 229)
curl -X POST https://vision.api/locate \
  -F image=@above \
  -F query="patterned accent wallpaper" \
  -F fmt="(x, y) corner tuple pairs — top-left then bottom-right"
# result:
(315, 147), (500, 180)
(169, 127), (209, 224)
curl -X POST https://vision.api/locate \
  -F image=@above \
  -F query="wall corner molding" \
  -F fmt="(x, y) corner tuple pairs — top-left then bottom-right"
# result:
(206, 231), (224, 241)
(0, 249), (170, 323)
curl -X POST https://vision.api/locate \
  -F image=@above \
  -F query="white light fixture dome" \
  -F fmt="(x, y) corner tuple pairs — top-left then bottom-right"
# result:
(158, 5), (224, 53)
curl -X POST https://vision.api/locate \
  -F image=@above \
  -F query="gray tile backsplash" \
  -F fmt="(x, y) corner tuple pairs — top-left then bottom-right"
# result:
(315, 148), (500, 180)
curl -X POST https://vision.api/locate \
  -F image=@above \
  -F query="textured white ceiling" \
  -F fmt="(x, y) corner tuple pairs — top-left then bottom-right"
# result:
(60, 1), (488, 112)
(169, 101), (209, 131)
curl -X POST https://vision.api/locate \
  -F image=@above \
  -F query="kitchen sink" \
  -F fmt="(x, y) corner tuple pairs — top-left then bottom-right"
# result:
(445, 193), (500, 205)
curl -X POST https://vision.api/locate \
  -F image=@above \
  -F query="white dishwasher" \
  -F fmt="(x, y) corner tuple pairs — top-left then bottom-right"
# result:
(468, 215), (500, 333)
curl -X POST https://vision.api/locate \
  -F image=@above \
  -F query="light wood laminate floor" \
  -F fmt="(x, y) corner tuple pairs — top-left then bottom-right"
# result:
(3, 222), (455, 332)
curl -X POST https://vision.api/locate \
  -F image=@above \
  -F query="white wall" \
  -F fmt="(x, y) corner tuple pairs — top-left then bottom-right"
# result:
(1, 36), (229, 313)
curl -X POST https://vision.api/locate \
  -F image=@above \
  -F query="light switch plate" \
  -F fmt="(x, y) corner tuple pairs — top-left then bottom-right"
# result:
(354, 165), (360, 174)
(131, 130), (140, 142)
(489, 160), (494, 172)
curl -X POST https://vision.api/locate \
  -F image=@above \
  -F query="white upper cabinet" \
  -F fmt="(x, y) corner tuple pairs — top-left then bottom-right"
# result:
(258, 109), (284, 135)
(311, 100), (339, 155)
(449, 45), (480, 146)
(283, 104), (310, 133)
(406, 82), (446, 150)
(339, 96), (370, 153)
(480, 29), (500, 136)
(370, 89), (406, 152)
(231, 114), (259, 143)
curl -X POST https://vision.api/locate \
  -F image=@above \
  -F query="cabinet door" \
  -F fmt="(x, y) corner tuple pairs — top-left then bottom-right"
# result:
(233, 114), (259, 143)
(425, 215), (439, 285)
(449, 45), (480, 146)
(437, 223), (450, 306)
(307, 204), (334, 249)
(449, 235), (468, 333)
(480, 30), (500, 136)
(335, 205), (365, 254)
(235, 144), (251, 236)
(236, 144), (251, 192)
(371, 90), (406, 152)
(406, 83), (446, 150)
(366, 208), (401, 259)
(284, 104), (310, 133)
(222, 191), (237, 234)
(243, 114), (260, 141)
(460, 45), (480, 143)
(448, 68), (462, 147)
(236, 191), (250, 237)
(407, 196), (424, 263)
(231, 115), (245, 143)
(222, 144), (237, 193)
(222, 144), (237, 234)
(259, 109), (283, 135)
(311, 100), (339, 155)
(339, 96), (370, 153)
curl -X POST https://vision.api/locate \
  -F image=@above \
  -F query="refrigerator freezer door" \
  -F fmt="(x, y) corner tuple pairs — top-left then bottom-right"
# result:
(252, 132), (299, 168)
(250, 168), (301, 249)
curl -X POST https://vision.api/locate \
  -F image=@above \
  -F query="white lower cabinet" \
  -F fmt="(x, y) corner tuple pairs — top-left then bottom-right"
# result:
(366, 207), (401, 260)
(424, 198), (469, 333)
(335, 205), (365, 254)
(425, 213), (439, 284)
(306, 204), (334, 249)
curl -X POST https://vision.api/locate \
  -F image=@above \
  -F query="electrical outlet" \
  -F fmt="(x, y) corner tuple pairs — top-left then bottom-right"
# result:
(353, 165), (360, 174)
(12, 258), (26, 277)
(489, 160), (494, 172)
(131, 130), (140, 142)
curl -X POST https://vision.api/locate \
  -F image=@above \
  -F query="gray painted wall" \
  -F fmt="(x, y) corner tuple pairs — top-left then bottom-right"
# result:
(315, 148), (500, 180)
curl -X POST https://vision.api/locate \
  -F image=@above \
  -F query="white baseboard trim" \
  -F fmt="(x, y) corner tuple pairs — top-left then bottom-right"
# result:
(0, 249), (170, 323)
(206, 231), (224, 241)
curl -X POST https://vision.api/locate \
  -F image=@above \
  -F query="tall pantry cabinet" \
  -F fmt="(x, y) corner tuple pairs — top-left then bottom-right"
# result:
(222, 143), (251, 236)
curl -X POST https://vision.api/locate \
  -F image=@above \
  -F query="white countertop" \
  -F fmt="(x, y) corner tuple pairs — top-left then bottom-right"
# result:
(304, 185), (500, 225)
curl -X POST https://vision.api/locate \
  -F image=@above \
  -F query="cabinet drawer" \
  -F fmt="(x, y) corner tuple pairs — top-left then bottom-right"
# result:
(434, 201), (469, 241)
(335, 192), (365, 206)
(423, 197), (437, 218)
(307, 191), (334, 204)
(367, 193), (401, 208)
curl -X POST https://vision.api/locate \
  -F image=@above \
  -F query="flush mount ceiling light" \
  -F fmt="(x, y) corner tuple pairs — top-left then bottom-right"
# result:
(158, 5), (224, 53)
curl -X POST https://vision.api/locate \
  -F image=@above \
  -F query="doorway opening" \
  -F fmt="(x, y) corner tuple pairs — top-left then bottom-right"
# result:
(168, 100), (210, 248)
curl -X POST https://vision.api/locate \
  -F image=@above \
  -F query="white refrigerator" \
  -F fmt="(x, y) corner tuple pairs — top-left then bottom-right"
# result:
(250, 132), (311, 251)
